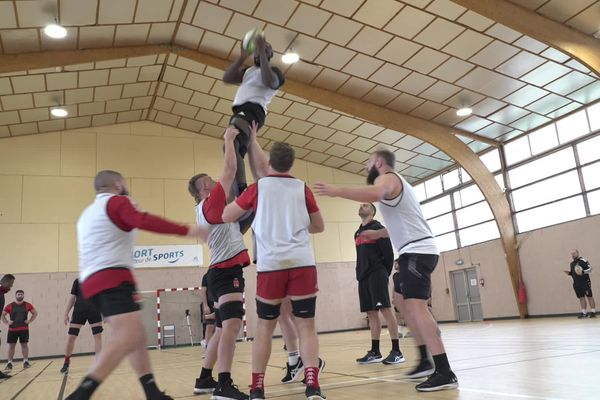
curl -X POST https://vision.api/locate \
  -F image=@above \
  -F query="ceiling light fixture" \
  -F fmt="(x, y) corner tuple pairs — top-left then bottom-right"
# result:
(456, 107), (472, 117)
(282, 51), (300, 64)
(44, 24), (67, 39)
(51, 108), (68, 118)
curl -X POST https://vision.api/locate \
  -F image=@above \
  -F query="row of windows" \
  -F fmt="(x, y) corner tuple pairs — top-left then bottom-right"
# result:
(414, 101), (600, 252)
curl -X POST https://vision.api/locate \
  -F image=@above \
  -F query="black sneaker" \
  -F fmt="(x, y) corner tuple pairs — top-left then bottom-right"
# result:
(577, 313), (588, 319)
(211, 379), (248, 400)
(194, 376), (217, 394)
(60, 363), (69, 374)
(23, 361), (31, 369)
(305, 386), (326, 400)
(405, 360), (435, 379)
(356, 350), (383, 364)
(588, 312), (596, 318)
(0, 371), (11, 379)
(301, 358), (325, 384)
(159, 393), (174, 400)
(281, 358), (304, 384)
(382, 350), (405, 365)
(415, 370), (458, 392)
(5, 362), (13, 371)
(249, 388), (265, 400)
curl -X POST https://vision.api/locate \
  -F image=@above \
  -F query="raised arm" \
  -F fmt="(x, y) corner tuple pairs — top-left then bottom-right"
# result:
(314, 173), (400, 203)
(255, 36), (280, 89)
(247, 121), (269, 180)
(219, 126), (240, 195)
(223, 43), (248, 84)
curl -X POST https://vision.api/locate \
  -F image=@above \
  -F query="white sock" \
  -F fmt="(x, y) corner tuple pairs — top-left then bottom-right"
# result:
(7, 359), (12, 364)
(23, 358), (28, 362)
(581, 309), (587, 314)
(288, 350), (300, 366)
(592, 309), (596, 313)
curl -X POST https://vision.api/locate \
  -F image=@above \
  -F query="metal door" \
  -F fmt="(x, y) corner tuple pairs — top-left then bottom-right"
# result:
(450, 268), (483, 322)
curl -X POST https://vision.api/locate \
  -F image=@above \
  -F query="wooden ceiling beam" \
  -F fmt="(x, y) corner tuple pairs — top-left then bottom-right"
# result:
(451, 0), (600, 76)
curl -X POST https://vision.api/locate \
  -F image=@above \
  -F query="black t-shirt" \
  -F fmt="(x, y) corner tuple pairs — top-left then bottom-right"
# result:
(0, 286), (7, 313)
(71, 279), (86, 307)
(354, 219), (394, 281)
(569, 257), (592, 285)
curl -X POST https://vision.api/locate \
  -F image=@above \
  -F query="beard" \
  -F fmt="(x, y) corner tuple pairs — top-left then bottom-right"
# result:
(366, 167), (379, 185)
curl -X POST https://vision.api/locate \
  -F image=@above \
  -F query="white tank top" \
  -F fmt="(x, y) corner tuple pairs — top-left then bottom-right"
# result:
(195, 202), (247, 267)
(232, 66), (279, 112)
(378, 172), (439, 256)
(252, 176), (315, 271)
(77, 193), (136, 282)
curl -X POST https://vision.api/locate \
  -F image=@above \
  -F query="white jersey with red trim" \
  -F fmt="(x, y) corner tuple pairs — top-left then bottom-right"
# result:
(378, 172), (439, 256)
(77, 193), (136, 282)
(252, 176), (315, 272)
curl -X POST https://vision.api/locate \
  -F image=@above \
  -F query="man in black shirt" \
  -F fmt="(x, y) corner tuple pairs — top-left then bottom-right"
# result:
(60, 279), (104, 373)
(200, 273), (216, 347)
(564, 250), (596, 318)
(0, 274), (15, 379)
(2, 290), (37, 370)
(354, 203), (404, 365)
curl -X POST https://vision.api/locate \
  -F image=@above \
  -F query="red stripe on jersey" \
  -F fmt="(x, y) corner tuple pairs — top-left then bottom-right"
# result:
(355, 237), (377, 246)
(210, 249), (251, 269)
(81, 268), (136, 299)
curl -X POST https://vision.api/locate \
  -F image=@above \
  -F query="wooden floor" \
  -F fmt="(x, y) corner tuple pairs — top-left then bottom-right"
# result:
(2, 317), (599, 400)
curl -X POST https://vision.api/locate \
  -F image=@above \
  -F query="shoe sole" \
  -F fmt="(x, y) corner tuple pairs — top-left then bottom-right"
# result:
(211, 396), (246, 400)
(287, 365), (305, 384)
(306, 396), (326, 400)
(416, 382), (459, 392)
(405, 367), (435, 379)
(382, 357), (406, 365)
(194, 388), (215, 394)
(356, 358), (383, 364)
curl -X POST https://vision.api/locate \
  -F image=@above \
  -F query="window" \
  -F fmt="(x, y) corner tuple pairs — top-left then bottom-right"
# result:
(442, 169), (460, 191)
(557, 110), (590, 144)
(454, 184), (484, 208)
(587, 189), (600, 215)
(515, 196), (586, 232)
(588, 103), (600, 132)
(413, 183), (426, 202)
(504, 136), (531, 166)
(421, 195), (451, 219)
(459, 168), (472, 183)
(455, 201), (494, 228)
(459, 221), (500, 246)
(581, 161), (600, 191)
(480, 149), (501, 173)
(511, 170), (581, 211)
(424, 176), (443, 198)
(427, 213), (455, 236)
(528, 124), (558, 155)
(495, 174), (505, 191)
(576, 135), (600, 165)
(508, 147), (575, 189)
(436, 232), (458, 252)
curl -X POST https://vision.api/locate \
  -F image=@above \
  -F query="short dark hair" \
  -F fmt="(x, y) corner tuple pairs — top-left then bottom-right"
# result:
(0, 274), (15, 284)
(270, 142), (295, 172)
(15, 289), (24, 295)
(94, 170), (123, 192)
(373, 149), (395, 168)
(188, 173), (208, 204)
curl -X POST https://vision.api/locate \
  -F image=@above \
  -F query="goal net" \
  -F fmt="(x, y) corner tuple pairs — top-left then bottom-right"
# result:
(140, 288), (248, 348)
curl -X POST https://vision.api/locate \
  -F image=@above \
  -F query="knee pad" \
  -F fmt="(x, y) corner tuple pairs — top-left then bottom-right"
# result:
(68, 327), (80, 336)
(215, 309), (223, 328)
(256, 299), (281, 320)
(291, 297), (316, 318)
(219, 301), (244, 321)
(91, 326), (103, 335)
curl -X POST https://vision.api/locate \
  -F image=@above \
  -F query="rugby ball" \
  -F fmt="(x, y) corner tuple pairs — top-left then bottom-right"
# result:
(243, 28), (263, 54)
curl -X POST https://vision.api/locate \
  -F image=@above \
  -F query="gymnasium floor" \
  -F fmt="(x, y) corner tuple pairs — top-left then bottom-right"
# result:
(2, 317), (598, 400)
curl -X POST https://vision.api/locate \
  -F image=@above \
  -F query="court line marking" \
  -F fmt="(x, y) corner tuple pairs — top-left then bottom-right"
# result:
(57, 370), (68, 400)
(10, 361), (52, 400)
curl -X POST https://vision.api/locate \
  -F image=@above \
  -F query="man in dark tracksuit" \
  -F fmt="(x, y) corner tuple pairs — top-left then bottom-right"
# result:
(565, 249), (596, 318)
(354, 203), (404, 365)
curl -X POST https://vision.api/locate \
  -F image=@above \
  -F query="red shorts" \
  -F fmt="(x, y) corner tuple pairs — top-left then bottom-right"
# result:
(256, 266), (318, 300)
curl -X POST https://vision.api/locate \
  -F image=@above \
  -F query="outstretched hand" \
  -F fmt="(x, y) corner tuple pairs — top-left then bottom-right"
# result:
(313, 182), (338, 197)
(249, 120), (259, 141)
(224, 126), (240, 142)
(255, 34), (267, 52)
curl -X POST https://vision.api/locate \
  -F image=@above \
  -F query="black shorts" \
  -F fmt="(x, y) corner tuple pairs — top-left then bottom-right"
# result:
(71, 303), (102, 325)
(88, 282), (140, 318)
(392, 272), (401, 295)
(573, 281), (593, 298)
(7, 330), (29, 344)
(207, 265), (245, 300)
(358, 268), (391, 312)
(230, 102), (266, 157)
(395, 253), (439, 300)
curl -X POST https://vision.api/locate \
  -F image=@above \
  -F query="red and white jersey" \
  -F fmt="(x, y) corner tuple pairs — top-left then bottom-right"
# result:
(77, 193), (189, 298)
(196, 182), (250, 269)
(236, 174), (319, 272)
(378, 172), (439, 256)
